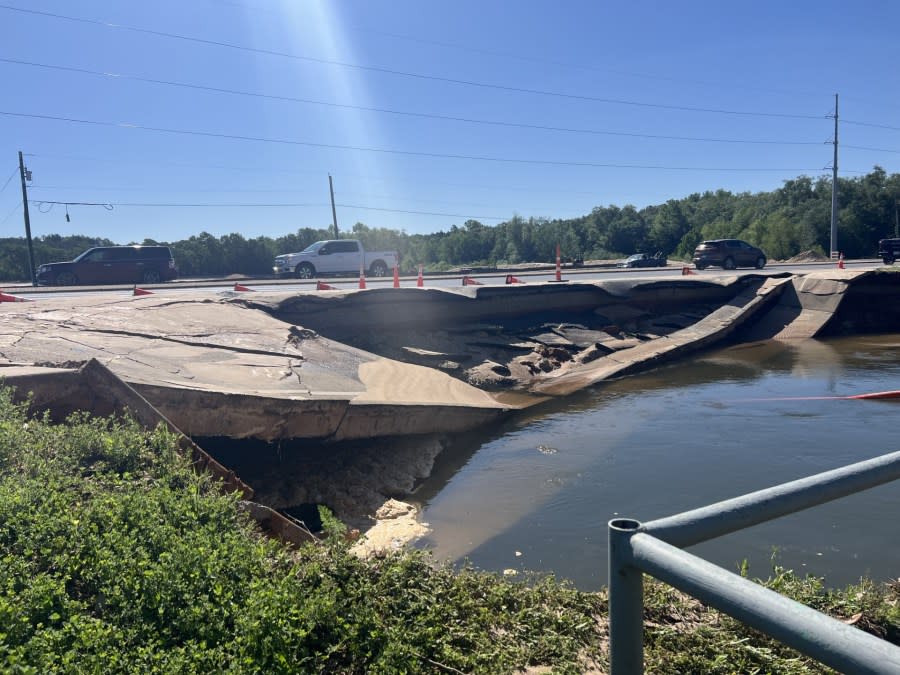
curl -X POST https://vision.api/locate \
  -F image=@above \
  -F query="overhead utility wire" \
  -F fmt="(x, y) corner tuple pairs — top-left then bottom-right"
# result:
(203, 0), (899, 109)
(843, 144), (900, 154)
(30, 185), (321, 193)
(35, 200), (113, 214)
(0, 110), (826, 173)
(30, 199), (508, 221)
(23, 153), (600, 195)
(0, 57), (824, 146)
(0, 166), (18, 195)
(0, 4), (825, 120)
(844, 120), (900, 133)
(345, 26), (830, 102)
(344, 27), (900, 113)
(0, 201), (21, 226)
(30, 184), (548, 210)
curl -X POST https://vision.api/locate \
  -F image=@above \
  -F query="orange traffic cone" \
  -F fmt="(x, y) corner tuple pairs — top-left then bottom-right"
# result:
(358, 265), (366, 289)
(416, 264), (424, 288)
(681, 266), (696, 276)
(393, 265), (400, 288)
(316, 280), (337, 290)
(462, 275), (483, 286)
(233, 282), (253, 292)
(0, 290), (33, 302)
(837, 252), (845, 269)
(133, 286), (154, 296)
(505, 274), (525, 284)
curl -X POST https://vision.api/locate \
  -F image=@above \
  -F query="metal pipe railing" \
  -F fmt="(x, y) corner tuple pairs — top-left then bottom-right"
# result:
(609, 519), (645, 673)
(632, 531), (900, 674)
(608, 449), (900, 674)
(642, 448), (900, 548)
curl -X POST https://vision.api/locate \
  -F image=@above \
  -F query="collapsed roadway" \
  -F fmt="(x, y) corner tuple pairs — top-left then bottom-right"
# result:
(1, 268), (898, 541)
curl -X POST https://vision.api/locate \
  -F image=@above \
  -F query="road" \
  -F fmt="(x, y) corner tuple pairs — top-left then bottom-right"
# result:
(1, 259), (884, 301)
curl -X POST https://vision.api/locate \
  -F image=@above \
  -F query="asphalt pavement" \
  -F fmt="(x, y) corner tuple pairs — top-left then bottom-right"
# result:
(0, 259), (885, 300)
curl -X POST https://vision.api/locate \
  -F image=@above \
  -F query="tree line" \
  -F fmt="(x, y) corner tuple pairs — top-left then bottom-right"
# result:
(1, 168), (898, 282)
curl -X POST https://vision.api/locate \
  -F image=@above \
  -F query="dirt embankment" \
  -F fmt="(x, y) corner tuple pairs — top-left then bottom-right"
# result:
(784, 250), (831, 263)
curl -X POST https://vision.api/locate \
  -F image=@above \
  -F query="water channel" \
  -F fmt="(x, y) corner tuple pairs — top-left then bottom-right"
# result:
(412, 334), (900, 591)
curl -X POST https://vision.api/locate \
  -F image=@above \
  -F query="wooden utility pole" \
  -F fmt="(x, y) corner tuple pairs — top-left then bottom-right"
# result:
(830, 94), (839, 258)
(328, 173), (339, 239)
(17, 151), (36, 286)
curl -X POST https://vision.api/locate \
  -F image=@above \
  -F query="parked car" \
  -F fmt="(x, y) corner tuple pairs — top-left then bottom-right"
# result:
(36, 245), (178, 286)
(273, 239), (400, 279)
(692, 239), (767, 270)
(878, 238), (900, 264)
(617, 252), (667, 268)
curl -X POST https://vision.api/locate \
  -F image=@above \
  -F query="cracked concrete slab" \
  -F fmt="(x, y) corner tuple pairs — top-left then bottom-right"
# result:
(2, 270), (892, 443)
(0, 292), (508, 440)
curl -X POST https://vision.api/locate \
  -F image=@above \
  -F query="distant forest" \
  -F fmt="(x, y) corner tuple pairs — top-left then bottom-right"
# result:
(1, 168), (898, 282)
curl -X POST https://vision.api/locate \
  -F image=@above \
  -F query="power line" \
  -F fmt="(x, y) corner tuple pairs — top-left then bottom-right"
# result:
(0, 110), (828, 173)
(33, 200), (113, 207)
(0, 166), (18, 196)
(29, 198), (509, 220)
(206, 0), (900, 113)
(17, 153), (600, 195)
(844, 144), (900, 155)
(345, 25), (831, 104)
(0, 57), (826, 146)
(844, 119), (900, 133)
(29, 185), (320, 193)
(24, 151), (870, 180)
(340, 27), (900, 115)
(29, 184), (554, 210)
(339, 203), (505, 219)
(0, 200), (21, 226)
(0, 4), (826, 120)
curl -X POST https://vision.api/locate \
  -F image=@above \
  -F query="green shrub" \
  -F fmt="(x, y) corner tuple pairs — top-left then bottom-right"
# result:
(2, 383), (898, 674)
(0, 388), (602, 673)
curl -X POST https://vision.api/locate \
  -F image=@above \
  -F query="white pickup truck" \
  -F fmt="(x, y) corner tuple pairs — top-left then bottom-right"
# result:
(273, 239), (400, 279)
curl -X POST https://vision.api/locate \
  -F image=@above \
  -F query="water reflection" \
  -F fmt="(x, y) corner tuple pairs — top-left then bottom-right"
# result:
(414, 335), (900, 590)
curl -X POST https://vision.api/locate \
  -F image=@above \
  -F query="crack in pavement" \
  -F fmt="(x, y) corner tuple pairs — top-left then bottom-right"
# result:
(287, 358), (310, 394)
(53, 327), (305, 360)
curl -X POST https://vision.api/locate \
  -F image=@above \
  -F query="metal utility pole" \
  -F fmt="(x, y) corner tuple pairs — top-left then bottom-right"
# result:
(328, 173), (339, 239)
(830, 93), (839, 258)
(17, 151), (37, 286)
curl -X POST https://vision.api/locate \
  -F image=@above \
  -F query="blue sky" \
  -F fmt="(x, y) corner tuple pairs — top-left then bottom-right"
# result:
(0, 0), (898, 244)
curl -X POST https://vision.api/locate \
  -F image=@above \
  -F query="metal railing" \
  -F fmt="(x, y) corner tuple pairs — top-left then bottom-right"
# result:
(608, 449), (900, 674)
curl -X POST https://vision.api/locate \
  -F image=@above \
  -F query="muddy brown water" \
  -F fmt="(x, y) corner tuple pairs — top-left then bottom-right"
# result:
(412, 334), (900, 591)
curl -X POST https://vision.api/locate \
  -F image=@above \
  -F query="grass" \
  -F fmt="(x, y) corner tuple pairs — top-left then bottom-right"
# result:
(0, 384), (897, 673)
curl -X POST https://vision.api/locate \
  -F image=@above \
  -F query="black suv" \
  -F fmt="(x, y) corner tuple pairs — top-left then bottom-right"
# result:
(879, 238), (900, 265)
(692, 239), (767, 270)
(36, 246), (178, 286)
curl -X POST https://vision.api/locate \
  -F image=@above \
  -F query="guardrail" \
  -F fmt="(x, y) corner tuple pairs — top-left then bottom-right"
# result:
(608, 449), (900, 674)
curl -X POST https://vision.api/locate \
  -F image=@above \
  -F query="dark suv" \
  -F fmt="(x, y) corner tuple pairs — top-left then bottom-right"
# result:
(878, 238), (900, 264)
(617, 252), (668, 268)
(692, 239), (767, 270)
(36, 246), (178, 286)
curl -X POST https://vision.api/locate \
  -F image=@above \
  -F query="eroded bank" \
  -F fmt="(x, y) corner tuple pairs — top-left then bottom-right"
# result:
(2, 269), (900, 542)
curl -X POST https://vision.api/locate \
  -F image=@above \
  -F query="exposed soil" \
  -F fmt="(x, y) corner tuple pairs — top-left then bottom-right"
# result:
(784, 249), (831, 263)
(199, 433), (448, 550)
